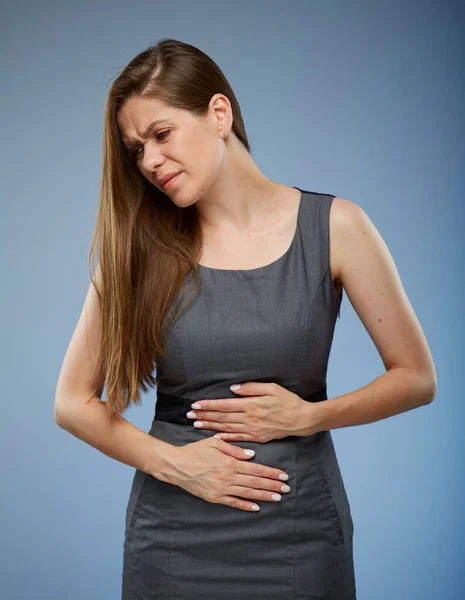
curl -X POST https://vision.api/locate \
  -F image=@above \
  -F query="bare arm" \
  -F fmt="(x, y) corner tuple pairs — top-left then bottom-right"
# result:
(54, 265), (179, 482)
(304, 198), (436, 434)
(55, 395), (179, 481)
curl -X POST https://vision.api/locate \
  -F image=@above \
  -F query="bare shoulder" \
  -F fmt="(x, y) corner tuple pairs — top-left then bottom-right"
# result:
(328, 196), (359, 281)
(328, 196), (392, 283)
(329, 196), (436, 388)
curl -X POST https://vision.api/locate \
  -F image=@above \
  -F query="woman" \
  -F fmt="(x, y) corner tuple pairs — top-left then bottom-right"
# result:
(55, 39), (437, 599)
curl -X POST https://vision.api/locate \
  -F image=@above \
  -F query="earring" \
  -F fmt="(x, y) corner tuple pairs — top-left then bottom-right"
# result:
(222, 132), (227, 138)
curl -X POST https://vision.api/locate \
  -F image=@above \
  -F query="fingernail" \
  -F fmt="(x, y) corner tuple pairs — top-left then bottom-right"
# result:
(193, 421), (204, 428)
(191, 403), (201, 409)
(279, 473), (289, 481)
(230, 384), (241, 391)
(244, 449), (255, 456)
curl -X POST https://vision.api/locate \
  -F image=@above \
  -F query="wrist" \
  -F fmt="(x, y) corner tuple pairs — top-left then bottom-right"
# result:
(149, 441), (184, 485)
(297, 399), (328, 437)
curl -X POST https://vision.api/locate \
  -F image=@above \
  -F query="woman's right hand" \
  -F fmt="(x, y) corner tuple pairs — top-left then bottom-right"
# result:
(165, 437), (291, 512)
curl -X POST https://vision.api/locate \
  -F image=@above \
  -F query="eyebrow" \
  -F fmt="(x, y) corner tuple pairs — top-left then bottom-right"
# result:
(121, 119), (172, 148)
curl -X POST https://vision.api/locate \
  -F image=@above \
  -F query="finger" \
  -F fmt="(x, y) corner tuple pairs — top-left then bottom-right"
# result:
(189, 411), (245, 422)
(213, 433), (254, 441)
(190, 399), (247, 412)
(193, 421), (246, 432)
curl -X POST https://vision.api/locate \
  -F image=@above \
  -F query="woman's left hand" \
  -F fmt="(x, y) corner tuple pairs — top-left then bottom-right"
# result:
(185, 382), (316, 442)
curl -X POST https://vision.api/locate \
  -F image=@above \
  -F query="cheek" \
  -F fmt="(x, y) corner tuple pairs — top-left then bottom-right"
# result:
(197, 141), (222, 175)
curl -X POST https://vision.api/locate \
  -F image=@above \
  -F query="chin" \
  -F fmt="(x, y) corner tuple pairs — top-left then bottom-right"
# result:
(168, 191), (197, 209)
(168, 185), (202, 209)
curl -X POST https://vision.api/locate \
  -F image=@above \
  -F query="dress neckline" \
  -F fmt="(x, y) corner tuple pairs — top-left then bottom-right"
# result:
(197, 187), (303, 274)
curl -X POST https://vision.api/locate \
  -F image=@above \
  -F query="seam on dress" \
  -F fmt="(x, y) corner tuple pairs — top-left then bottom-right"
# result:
(172, 321), (188, 388)
(168, 490), (175, 599)
(125, 474), (154, 600)
(303, 268), (328, 369)
(315, 460), (345, 546)
(126, 534), (150, 599)
(293, 437), (298, 599)
(126, 472), (148, 548)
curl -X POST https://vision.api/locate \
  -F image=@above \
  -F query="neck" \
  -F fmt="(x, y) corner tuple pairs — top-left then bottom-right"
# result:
(194, 136), (282, 232)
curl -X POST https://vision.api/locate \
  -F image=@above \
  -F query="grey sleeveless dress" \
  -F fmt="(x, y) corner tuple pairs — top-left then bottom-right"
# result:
(122, 188), (356, 599)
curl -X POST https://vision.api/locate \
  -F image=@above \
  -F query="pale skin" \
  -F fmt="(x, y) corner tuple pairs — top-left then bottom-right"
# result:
(118, 91), (436, 443)
(55, 92), (436, 513)
(184, 198), (437, 441)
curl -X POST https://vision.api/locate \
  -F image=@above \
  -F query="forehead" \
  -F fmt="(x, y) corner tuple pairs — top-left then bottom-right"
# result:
(117, 96), (179, 144)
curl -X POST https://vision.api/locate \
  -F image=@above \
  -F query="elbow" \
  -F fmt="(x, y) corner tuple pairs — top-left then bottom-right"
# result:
(54, 392), (100, 428)
(420, 373), (437, 405)
(54, 395), (78, 429)
(54, 400), (69, 428)
(425, 384), (437, 404)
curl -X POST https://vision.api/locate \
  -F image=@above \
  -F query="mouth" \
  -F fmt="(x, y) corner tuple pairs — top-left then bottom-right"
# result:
(161, 172), (182, 190)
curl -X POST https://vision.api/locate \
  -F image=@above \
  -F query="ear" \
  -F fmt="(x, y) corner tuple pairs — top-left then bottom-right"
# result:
(210, 94), (232, 135)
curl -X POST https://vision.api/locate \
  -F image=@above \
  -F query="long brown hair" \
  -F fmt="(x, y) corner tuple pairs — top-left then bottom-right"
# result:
(88, 39), (251, 416)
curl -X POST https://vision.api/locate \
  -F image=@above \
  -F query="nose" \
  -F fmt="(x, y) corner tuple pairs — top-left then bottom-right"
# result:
(141, 142), (164, 174)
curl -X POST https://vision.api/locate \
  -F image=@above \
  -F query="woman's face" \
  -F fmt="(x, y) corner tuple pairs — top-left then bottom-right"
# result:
(116, 95), (227, 203)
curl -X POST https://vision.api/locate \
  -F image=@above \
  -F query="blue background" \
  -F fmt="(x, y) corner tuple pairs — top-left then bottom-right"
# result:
(1, 0), (463, 598)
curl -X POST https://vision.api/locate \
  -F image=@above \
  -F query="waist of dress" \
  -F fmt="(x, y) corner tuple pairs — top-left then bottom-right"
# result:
(154, 385), (328, 426)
